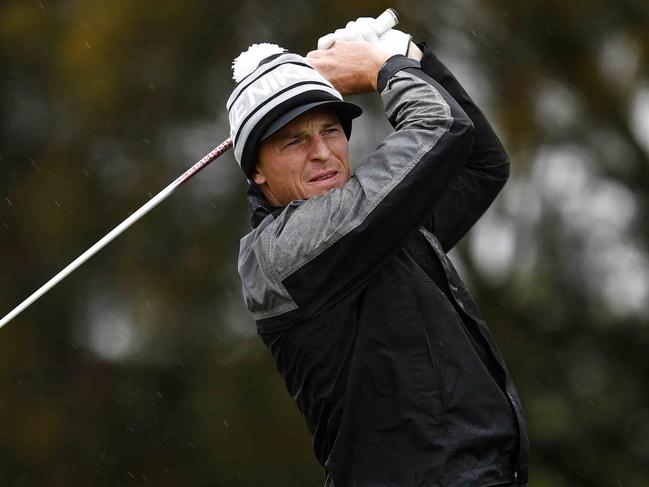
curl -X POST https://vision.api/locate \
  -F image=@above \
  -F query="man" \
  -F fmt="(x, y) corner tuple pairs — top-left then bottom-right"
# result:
(227, 18), (529, 487)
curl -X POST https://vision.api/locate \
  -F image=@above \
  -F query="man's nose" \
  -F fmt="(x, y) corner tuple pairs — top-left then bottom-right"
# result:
(308, 136), (332, 161)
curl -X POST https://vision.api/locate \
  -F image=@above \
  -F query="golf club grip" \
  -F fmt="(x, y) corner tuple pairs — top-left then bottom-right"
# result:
(317, 8), (399, 50)
(373, 8), (399, 36)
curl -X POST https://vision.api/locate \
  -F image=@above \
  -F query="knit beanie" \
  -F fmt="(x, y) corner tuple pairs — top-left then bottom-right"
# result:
(226, 43), (362, 178)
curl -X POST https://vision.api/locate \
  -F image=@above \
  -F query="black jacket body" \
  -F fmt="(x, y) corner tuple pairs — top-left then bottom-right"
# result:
(238, 48), (529, 486)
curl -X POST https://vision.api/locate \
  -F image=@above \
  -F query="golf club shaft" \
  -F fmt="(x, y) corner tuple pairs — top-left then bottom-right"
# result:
(0, 137), (233, 330)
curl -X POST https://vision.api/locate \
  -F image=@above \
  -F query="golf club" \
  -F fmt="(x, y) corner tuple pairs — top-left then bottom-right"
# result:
(0, 8), (399, 330)
(0, 137), (233, 329)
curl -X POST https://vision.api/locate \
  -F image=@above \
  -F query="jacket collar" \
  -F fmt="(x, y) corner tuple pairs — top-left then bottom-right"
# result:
(246, 182), (284, 228)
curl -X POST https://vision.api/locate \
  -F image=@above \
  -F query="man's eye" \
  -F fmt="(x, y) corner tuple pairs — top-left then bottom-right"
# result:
(285, 138), (301, 148)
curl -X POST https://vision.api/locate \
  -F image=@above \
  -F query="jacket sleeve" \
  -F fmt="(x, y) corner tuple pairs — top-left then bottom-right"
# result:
(418, 45), (511, 251)
(238, 55), (474, 324)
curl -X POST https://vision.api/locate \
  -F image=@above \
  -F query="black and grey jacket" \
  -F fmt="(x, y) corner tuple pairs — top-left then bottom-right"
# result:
(238, 49), (529, 487)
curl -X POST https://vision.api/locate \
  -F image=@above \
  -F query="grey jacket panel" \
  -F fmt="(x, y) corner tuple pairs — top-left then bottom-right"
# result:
(238, 204), (299, 318)
(238, 66), (455, 321)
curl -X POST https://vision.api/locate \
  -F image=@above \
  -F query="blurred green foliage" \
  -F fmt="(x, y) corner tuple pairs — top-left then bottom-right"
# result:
(1, 0), (649, 485)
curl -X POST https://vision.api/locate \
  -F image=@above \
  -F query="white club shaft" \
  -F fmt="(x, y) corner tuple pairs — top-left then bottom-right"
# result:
(0, 138), (233, 330)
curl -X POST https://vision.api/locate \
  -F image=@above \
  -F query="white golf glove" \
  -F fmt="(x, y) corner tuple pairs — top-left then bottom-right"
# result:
(317, 17), (412, 57)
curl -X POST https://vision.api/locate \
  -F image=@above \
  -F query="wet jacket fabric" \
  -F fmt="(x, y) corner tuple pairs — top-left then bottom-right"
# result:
(238, 49), (529, 486)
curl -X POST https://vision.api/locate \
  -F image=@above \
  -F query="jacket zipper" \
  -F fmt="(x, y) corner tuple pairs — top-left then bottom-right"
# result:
(506, 389), (524, 481)
(421, 229), (526, 479)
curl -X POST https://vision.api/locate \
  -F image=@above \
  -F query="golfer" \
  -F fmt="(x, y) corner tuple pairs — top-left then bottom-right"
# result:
(228, 17), (529, 487)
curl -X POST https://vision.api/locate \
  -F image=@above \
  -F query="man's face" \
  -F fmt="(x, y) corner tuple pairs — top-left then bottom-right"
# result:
(252, 107), (351, 207)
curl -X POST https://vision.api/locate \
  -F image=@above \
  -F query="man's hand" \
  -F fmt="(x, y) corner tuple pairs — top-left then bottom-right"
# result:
(306, 41), (391, 94)
(317, 16), (423, 61)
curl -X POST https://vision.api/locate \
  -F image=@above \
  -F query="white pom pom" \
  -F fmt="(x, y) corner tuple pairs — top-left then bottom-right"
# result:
(232, 43), (287, 83)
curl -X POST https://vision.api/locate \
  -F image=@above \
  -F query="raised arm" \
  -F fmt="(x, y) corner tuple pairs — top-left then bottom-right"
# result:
(312, 17), (511, 252)
(418, 45), (510, 251)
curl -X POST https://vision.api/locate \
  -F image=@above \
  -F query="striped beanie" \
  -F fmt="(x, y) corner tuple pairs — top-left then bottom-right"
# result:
(226, 43), (362, 178)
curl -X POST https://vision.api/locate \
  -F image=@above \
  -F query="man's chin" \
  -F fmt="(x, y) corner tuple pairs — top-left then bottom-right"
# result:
(306, 174), (348, 197)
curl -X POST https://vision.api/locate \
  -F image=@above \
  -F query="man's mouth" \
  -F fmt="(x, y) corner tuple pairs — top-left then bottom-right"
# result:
(309, 171), (338, 183)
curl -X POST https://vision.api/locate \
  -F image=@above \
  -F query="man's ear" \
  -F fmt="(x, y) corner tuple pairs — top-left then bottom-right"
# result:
(252, 168), (267, 186)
